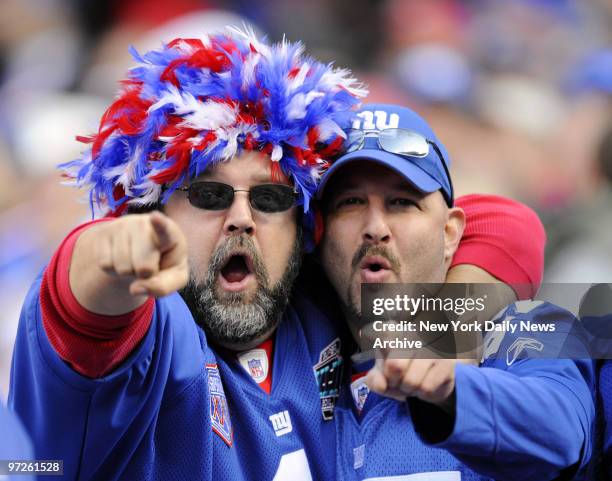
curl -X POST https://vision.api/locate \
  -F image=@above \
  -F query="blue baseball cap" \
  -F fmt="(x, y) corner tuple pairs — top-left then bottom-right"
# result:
(317, 103), (454, 206)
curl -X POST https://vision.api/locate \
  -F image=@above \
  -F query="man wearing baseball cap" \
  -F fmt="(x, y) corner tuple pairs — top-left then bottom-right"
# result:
(7, 23), (581, 480)
(316, 103), (595, 480)
(9, 27), (369, 481)
(318, 103), (454, 207)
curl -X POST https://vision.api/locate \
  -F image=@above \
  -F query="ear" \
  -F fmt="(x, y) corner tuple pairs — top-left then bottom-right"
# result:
(443, 207), (465, 268)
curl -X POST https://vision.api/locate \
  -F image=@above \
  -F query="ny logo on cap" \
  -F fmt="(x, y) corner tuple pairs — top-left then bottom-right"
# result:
(352, 110), (400, 130)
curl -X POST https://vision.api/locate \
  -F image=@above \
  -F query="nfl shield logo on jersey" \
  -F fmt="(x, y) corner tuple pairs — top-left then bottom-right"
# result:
(248, 359), (264, 379)
(350, 376), (369, 413)
(358, 386), (368, 407)
(206, 364), (233, 446)
(237, 348), (269, 384)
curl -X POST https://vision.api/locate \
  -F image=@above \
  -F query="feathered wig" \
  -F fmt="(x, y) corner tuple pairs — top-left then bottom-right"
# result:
(61, 26), (367, 249)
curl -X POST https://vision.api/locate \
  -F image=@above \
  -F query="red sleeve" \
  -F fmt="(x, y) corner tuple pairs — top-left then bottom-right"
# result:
(452, 194), (546, 300)
(40, 219), (154, 378)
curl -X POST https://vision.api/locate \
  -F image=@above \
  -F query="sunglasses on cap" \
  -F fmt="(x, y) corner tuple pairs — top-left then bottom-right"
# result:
(176, 182), (298, 213)
(342, 128), (454, 204)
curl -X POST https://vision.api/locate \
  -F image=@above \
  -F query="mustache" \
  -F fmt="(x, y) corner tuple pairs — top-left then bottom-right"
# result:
(206, 235), (269, 288)
(180, 231), (303, 348)
(350, 244), (401, 274)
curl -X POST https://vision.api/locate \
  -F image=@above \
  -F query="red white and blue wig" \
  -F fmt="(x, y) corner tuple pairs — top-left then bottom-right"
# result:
(61, 26), (367, 248)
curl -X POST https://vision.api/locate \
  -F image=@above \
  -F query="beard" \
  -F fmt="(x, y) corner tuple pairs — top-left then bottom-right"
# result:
(180, 232), (303, 348)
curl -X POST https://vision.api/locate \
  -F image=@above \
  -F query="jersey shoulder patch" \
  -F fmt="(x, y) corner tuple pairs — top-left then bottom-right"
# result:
(206, 364), (233, 446)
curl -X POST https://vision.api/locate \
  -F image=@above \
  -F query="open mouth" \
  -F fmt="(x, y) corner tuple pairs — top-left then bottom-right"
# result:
(359, 255), (393, 282)
(221, 255), (251, 282)
(361, 256), (391, 273)
(218, 253), (255, 292)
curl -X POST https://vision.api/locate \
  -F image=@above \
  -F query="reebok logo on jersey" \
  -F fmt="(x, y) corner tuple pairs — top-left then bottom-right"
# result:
(269, 410), (292, 437)
(353, 444), (365, 469)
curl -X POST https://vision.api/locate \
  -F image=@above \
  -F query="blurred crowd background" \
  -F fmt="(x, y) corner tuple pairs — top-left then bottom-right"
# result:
(0, 0), (611, 396)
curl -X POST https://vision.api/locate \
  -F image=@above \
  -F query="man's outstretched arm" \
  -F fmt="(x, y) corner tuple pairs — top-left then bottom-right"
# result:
(41, 212), (188, 377)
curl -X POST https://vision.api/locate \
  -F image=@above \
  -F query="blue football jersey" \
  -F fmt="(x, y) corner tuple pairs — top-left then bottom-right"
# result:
(572, 284), (612, 479)
(0, 400), (35, 481)
(597, 360), (611, 479)
(335, 388), (488, 481)
(335, 300), (595, 481)
(9, 274), (344, 481)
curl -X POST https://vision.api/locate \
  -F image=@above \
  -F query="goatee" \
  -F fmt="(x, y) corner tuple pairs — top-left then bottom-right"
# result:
(180, 233), (302, 348)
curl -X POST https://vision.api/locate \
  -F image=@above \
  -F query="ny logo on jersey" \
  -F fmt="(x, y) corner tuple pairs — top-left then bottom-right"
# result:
(352, 110), (400, 130)
(269, 410), (293, 437)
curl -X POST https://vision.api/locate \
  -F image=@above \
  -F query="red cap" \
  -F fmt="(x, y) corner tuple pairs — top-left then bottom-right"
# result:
(452, 194), (546, 300)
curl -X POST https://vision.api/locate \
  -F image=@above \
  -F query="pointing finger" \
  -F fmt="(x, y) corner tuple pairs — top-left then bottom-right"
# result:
(150, 211), (177, 253)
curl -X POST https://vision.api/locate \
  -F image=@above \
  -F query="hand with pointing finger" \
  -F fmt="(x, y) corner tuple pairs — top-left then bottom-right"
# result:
(97, 211), (189, 297)
(365, 358), (460, 412)
(71, 211), (189, 315)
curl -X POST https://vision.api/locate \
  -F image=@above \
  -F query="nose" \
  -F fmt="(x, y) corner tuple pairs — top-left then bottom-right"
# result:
(223, 191), (255, 236)
(362, 205), (391, 245)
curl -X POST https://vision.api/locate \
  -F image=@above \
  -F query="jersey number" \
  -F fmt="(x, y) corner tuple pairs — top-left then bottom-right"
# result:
(273, 449), (312, 481)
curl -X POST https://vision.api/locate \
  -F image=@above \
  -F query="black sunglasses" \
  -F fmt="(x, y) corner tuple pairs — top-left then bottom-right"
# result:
(177, 181), (298, 213)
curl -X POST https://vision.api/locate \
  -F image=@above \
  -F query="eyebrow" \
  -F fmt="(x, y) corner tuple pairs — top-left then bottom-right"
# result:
(197, 173), (278, 185)
(393, 182), (421, 194)
(330, 180), (422, 196)
(330, 181), (357, 193)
